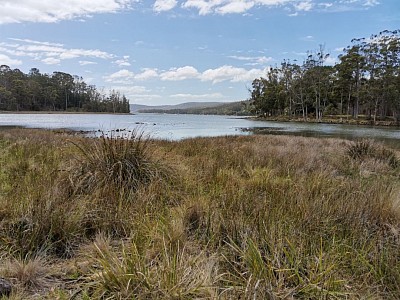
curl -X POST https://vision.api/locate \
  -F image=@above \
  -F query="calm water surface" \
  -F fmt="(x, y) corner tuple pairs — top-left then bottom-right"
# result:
(0, 113), (399, 146)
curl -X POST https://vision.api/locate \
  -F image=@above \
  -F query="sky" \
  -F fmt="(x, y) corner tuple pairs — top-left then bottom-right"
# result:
(0, 0), (399, 105)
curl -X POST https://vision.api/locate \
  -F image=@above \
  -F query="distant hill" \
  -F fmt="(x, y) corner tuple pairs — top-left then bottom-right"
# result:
(130, 102), (224, 113)
(133, 100), (254, 116)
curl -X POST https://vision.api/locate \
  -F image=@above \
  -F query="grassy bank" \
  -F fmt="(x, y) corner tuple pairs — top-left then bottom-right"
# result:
(0, 129), (399, 299)
(253, 115), (400, 127)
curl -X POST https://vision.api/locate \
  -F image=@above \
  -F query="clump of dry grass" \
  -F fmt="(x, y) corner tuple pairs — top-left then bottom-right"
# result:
(0, 256), (57, 294)
(347, 139), (399, 169)
(68, 130), (167, 197)
(62, 130), (174, 237)
(82, 234), (220, 299)
(0, 129), (172, 258)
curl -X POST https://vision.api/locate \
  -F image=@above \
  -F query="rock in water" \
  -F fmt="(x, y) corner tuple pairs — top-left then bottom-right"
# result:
(0, 278), (11, 297)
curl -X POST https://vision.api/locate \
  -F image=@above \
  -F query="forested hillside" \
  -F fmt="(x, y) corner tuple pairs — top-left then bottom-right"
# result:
(0, 66), (130, 113)
(250, 30), (400, 124)
(139, 101), (253, 116)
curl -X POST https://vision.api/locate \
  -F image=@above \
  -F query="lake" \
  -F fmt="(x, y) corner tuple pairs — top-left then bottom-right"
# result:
(0, 113), (399, 146)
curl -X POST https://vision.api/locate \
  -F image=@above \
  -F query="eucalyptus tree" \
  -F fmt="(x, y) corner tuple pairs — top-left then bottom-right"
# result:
(374, 30), (400, 121)
(281, 60), (298, 117)
(248, 29), (399, 123)
(52, 72), (74, 110)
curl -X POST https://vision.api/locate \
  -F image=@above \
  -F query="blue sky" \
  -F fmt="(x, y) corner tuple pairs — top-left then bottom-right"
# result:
(0, 0), (398, 105)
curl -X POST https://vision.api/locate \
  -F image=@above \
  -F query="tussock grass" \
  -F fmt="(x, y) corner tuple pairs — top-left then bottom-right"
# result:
(0, 129), (399, 298)
(68, 130), (167, 197)
(1, 257), (55, 291)
(347, 139), (399, 169)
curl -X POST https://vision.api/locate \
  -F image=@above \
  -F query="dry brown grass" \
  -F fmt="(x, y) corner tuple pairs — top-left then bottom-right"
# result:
(0, 129), (399, 299)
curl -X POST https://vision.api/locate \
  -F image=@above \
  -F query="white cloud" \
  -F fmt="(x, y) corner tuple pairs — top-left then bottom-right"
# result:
(228, 55), (274, 65)
(300, 35), (314, 41)
(0, 0), (135, 24)
(104, 69), (135, 82)
(182, 0), (299, 15)
(334, 47), (345, 52)
(135, 68), (159, 80)
(153, 0), (178, 12)
(170, 93), (225, 99)
(114, 56), (131, 67)
(182, 0), (220, 15)
(79, 60), (97, 66)
(201, 65), (266, 83)
(160, 66), (200, 81)
(231, 68), (267, 82)
(325, 56), (338, 65)
(15, 44), (113, 60)
(0, 44), (39, 59)
(216, 1), (255, 15)
(318, 2), (333, 9)
(110, 85), (150, 94)
(0, 39), (114, 66)
(105, 64), (266, 84)
(363, 0), (379, 7)
(8, 38), (64, 47)
(294, 1), (313, 11)
(255, 0), (290, 4)
(0, 54), (22, 66)
(181, 0), (378, 15)
(42, 57), (61, 65)
(105, 68), (160, 83)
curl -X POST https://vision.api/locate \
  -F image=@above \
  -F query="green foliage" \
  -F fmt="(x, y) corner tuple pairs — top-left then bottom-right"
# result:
(250, 30), (400, 123)
(0, 66), (130, 113)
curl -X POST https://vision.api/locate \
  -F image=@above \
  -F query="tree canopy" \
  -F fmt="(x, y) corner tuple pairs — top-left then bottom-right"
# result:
(0, 67), (130, 113)
(250, 30), (400, 123)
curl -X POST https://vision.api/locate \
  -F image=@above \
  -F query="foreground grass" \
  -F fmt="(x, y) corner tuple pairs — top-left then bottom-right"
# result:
(0, 129), (399, 299)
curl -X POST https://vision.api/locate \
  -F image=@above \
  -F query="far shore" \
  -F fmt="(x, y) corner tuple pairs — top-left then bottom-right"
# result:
(251, 115), (400, 127)
(0, 110), (133, 115)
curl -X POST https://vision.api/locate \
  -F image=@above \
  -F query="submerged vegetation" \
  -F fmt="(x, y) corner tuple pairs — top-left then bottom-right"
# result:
(0, 128), (399, 298)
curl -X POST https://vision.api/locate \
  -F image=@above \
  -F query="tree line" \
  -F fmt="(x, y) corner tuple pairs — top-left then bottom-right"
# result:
(250, 30), (400, 124)
(0, 66), (130, 113)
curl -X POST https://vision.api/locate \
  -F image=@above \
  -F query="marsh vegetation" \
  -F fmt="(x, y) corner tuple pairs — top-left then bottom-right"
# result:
(0, 129), (399, 299)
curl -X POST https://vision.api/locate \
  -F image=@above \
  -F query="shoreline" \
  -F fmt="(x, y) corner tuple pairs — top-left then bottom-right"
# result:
(0, 110), (133, 115)
(250, 116), (400, 128)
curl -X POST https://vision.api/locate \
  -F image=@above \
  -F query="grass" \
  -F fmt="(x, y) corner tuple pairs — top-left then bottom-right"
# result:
(0, 128), (399, 299)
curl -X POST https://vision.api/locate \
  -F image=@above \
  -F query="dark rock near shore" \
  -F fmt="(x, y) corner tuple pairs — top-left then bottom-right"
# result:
(0, 278), (12, 297)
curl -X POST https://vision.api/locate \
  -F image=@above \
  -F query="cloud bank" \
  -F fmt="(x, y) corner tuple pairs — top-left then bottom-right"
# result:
(0, 0), (381, 24)
(180, 0), (379, 15)
(0, 39), (118, 66)
(104, 65), (267, 84)
(0, 0), (135, 24)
